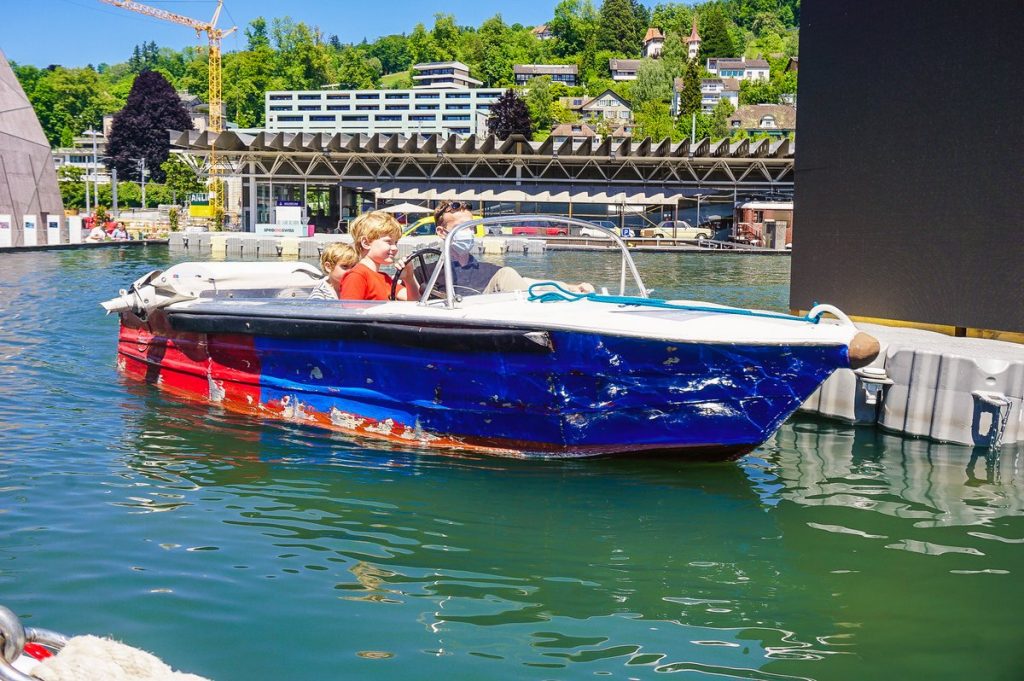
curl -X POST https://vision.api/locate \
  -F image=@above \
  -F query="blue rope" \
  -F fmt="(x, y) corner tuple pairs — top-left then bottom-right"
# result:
(526, 281), (821, 324)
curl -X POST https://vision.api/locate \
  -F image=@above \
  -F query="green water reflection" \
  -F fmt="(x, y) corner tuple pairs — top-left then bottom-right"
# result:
(0, 247), (1020, 680)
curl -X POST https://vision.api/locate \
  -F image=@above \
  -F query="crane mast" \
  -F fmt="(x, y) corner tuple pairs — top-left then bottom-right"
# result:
(100, 0), (236, 226)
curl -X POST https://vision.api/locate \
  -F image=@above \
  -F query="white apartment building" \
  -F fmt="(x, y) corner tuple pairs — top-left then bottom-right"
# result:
(706, 57), (770, 81)
(411, 61), (482, 89)
(265, 88), (503, 137)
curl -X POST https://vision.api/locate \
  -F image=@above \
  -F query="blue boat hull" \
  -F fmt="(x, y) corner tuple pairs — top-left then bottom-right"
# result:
(119, 316), (847, 459)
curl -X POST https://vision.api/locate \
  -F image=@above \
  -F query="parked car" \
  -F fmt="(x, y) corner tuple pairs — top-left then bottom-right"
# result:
(511, 219), (569, 236)
(579, 220), (620, 238)
(640, 220), (712, 240)
(402, 215), (487, 238)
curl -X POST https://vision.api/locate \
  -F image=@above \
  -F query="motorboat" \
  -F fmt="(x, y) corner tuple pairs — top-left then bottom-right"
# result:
(102, 216), (878, 460)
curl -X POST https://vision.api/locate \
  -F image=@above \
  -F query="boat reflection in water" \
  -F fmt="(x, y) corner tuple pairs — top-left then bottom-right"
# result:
(109, 390), (1024, 680)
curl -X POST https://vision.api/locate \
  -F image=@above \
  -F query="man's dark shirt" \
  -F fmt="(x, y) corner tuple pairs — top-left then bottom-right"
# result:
(422, 255), (501, 296)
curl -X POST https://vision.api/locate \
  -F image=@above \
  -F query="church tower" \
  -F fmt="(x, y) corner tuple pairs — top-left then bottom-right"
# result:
(685, 17), (702, 61)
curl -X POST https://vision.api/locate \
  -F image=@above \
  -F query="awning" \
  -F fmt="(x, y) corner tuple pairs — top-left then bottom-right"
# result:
(365, 183), (688, 205)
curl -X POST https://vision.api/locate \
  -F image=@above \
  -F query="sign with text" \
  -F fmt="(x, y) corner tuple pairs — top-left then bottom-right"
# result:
(255, 222), (306, 237)
(0, 214), (11, 248)
(23, 215), (37, 247)
(47, 216), (61, 245)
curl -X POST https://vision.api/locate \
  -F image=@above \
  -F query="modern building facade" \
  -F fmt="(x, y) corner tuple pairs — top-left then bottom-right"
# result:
(411, 61), (482, 89)
(707, 57), (770, 81)
(0, 48), (63, 246)
(672, 77), (741, 115)
(264, 88), (503, 137)
(513, 64), (578, 86)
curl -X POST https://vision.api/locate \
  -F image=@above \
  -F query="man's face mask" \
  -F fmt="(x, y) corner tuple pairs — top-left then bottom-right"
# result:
(450, 229), (475, 256)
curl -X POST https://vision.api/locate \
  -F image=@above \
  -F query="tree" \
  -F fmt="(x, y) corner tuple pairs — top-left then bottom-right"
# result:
(487, 89), (532, 139)
(407, 23), (443, 65)
(336, 47), (382, 89)
(160, 155), (203, 204)
(633, 101), (675, 141)
(369, 34), (411, 74)
(650, 2), (693, 36)
(56, 165), (86, 208)
(524, 77), (554, 137)
(678, 57), (702, 117)
(631, 59), (672, 108)
(245, 17), (271, 50)
(105, 71), (193, 184)
(699, 6), (737, 59)
(549, 0), (599, 58)
(597, 0), (646, 55)
(431, 14), (461, 61)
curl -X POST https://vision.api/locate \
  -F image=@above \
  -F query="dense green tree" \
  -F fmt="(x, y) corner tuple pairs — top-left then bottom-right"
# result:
(659, 30), (689, 78)
(596, 0), (646, 56)
(271, 18), (335, 89)
(56, 165), (86, 208)
(105, 71), (193, 183)
(245, 17), (271, 50)
(699, 6), (738, 59)
(431, 14), (461, 61)
(487, 89), (532, 139)
(476, 15), (535, 87)
(407, 23), (443, 65)
(633, 101), (675, 141)
(524, 76), (554, 137)
(738, 77), (778, 104)
(160, 155), (204, 204)
(678, 57), (702, 117)
(24, 66), (115, 146)
(650, 3), (693, 35)
(222, 46), (280, 128)
(631, 59), (672, 108)
(336, 47), (382, 89)
(368, 34), (411, 74)
(549, 0), (599, 58)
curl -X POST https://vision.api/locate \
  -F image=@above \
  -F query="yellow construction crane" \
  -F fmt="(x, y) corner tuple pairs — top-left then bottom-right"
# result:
(100, 0), (236, 224)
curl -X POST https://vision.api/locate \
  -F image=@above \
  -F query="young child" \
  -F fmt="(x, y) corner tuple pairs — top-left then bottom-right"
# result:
(340, 211), (418, 301)
(309, 242), (359, 300)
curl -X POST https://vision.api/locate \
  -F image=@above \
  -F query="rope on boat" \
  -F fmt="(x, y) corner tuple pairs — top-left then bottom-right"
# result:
(0, 606), (209, 681)
(525, 281), (837, 325)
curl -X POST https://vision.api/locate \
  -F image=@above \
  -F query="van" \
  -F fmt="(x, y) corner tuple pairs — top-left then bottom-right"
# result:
(640, 220), (712, 240)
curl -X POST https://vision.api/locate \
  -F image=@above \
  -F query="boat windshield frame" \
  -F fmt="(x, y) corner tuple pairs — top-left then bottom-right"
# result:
(418, 215), (649, 309)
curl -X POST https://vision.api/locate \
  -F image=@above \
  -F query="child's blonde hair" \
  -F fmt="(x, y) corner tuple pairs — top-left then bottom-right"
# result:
(320, 242), (359, 274)
(349, 211), (402, 255)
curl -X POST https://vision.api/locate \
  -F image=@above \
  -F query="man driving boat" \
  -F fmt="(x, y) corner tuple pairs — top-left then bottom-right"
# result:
(431, 201), (594, 296)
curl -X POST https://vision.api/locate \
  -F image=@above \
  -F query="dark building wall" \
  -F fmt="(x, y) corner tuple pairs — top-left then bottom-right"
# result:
(790, 1), (1023, 332)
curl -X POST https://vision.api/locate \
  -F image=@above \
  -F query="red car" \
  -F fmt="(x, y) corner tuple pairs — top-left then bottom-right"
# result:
(511, 222), (569, 236)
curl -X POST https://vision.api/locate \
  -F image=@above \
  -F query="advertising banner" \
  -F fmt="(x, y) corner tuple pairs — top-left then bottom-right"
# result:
(0, 214), (10, 248)
(23, 215), (37, 247)
(47, 216), (61, 245)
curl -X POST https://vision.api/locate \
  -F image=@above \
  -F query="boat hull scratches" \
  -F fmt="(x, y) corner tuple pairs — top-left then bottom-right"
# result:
(116, 319), (847, 461)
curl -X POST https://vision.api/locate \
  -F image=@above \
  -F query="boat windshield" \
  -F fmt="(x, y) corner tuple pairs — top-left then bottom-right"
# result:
(417, 215), (648, 308)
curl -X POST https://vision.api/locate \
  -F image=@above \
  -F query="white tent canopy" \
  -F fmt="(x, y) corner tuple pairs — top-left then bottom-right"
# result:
(378, 202), (433, 214)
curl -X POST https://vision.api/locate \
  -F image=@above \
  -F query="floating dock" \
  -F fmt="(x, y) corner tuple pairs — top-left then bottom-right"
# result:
(800, 324), (1023, 448)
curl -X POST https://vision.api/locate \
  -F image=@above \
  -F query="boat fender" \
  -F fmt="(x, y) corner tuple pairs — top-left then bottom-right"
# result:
(848, 332), (881, 369)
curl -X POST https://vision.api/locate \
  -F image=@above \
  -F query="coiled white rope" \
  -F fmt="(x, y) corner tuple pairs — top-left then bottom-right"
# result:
(0, 607), (209, 681)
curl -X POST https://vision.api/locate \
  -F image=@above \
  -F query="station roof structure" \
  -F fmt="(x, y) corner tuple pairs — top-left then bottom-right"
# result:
(171, 130), (794, 203)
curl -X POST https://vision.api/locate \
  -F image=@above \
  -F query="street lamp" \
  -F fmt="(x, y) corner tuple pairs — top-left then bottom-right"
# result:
(136, 158), (148, 209)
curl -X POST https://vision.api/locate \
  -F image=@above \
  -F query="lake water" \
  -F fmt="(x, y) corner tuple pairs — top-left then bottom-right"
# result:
(1, 246), (1021, 680)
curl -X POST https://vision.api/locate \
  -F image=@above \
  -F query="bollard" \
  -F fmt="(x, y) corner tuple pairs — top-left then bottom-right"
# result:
(226, 236), (244, 257)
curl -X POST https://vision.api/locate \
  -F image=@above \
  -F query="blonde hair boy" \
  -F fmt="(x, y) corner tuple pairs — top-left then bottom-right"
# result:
(349, 211), (402, 256)
(320, 242), (359, 275)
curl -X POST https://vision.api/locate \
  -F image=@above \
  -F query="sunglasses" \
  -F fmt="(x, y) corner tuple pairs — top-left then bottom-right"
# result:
(438, 201), (469, 214)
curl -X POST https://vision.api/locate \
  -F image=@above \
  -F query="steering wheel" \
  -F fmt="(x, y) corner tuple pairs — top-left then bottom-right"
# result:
(390, 247), (443, 301)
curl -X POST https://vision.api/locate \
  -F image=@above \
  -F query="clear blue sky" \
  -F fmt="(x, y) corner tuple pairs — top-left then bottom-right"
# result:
(4, 0), (628, 68)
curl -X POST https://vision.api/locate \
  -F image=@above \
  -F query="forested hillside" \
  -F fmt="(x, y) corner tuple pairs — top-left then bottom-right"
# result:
(12, 0), (799, 146)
